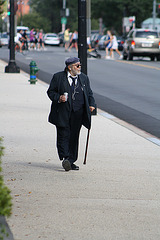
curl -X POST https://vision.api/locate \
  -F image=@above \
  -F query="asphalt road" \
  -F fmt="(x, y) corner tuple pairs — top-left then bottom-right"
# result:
(1, 46), (160, 138)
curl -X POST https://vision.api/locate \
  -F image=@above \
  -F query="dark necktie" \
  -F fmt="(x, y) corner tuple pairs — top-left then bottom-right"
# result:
(70, 76), (77, 92)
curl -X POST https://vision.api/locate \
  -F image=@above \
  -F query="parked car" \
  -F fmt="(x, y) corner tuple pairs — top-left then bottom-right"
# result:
(17, 26), (29, 32)
(91, 34), (102, 48)
(117, 36), (125, 51)
(44, 33), (60, 46)
(98, 35), (108, 50)
(58, 32), (64, 45)
(123, 28), (160, 61)
(0, 32), (9, 46)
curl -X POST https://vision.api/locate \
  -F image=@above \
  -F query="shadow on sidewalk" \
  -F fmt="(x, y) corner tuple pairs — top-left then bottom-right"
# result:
(14, 161), (65, 173)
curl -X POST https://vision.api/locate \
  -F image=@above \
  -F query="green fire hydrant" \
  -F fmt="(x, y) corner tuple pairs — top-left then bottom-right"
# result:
(29, 61), (39, 84)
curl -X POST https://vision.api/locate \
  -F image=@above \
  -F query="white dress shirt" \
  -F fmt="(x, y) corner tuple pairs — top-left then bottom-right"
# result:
(67, 72), (78, 86)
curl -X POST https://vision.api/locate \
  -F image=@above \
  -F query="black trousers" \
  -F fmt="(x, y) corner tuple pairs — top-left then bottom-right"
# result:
(56, 108), (84, 164)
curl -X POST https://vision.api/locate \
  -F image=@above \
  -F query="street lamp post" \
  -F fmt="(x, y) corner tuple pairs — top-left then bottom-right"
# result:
(86, 0), (91, 37)
(5, 0), (20, 73)
(78, 0), (87, 75)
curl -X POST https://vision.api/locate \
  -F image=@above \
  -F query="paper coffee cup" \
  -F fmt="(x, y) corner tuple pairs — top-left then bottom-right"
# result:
(64, 92), (68, 101)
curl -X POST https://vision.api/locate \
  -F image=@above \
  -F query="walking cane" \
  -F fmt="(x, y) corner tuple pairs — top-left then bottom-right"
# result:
(83, 129), (90, 165)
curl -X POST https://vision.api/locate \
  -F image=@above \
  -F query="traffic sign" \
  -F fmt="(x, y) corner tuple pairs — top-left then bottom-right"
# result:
(61, 17), (67, 24)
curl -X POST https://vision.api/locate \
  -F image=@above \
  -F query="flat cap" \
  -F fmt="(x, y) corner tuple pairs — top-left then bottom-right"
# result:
(65, 57), (80, 66)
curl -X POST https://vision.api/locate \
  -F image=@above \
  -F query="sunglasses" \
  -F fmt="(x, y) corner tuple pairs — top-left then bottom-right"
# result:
(73, 64), (82, 68)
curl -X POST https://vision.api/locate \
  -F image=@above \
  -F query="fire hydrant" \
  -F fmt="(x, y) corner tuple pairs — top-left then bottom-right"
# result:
(29, 61), (39, 84)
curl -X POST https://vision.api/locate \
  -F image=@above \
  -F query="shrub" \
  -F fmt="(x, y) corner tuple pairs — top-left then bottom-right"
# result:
(0, 137), (12, 217)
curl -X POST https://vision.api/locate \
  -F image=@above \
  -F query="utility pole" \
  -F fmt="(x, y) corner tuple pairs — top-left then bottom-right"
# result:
(20, 0), (23, 26)
(78, 0), (87, 75)
(5, 0), (20, 73)
(86, 0), (91, 37)
(62, 0), (66, 32)
(153, 0), (156, 29)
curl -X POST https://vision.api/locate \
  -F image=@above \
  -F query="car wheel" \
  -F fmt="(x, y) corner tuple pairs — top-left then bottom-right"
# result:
(128, 52), (133, 61)
(123, 54), (127, 60)
(150, 56), (155, 61)
(156, 55), (160, 61)
(122, 50), (127, 60)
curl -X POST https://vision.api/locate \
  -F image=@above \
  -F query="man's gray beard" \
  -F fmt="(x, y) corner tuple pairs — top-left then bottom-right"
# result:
(77, 71), (81, 75)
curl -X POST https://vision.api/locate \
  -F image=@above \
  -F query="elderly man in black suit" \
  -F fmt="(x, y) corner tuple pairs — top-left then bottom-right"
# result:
(47, 57), (96, 171)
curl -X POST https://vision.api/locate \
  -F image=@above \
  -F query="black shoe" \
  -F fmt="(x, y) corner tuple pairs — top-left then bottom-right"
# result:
(62, 159), (71, 171)
(71, 163), (79, 170)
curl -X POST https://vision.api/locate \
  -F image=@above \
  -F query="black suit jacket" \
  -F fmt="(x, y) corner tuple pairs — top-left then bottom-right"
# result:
(47, 70), (96, 130)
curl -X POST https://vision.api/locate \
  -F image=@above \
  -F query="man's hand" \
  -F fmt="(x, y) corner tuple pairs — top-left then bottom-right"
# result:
(59, 95), (66, 103)
(89, 106), (95, 112)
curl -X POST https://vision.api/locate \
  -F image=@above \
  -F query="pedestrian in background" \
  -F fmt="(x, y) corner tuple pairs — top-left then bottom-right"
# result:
(68, 30), (78, 52)
(15, 30), (23, 53)
(22, 29), (29, 50)
(29, 28), (36, 50)
(47, 57), (96, 171)
(38, 29), (45, 50)
(64, 27), (70, 51)
(87, 36), (92, 49)
(109, 31), (123, 59)
(105, 30), (112, 59)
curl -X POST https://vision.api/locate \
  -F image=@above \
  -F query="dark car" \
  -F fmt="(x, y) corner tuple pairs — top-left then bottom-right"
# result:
(91, 34), (102, 48)
(117, 36), (125, 51)
(58, 32), (64, 46)
(123, 28), (160, 61)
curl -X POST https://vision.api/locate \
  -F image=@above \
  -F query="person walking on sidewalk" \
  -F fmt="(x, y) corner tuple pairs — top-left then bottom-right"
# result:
(47, 57), (96, 171)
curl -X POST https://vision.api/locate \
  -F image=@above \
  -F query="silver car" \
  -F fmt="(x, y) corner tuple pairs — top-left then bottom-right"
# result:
(123, 29), (160, 61)
(98, 35), (108, 50)
(44, 33), (60, 46)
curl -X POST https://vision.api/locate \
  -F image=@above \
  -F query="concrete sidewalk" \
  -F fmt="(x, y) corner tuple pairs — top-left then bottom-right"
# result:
(0, 59), (160, 240)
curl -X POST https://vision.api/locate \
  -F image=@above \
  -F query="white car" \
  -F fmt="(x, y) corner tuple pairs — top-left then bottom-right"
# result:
(0, 32), (9, 46)
(44, 33), (60, 46)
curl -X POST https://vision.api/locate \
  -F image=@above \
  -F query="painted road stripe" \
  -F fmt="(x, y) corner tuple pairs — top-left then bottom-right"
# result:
(116, 60), (160, 71)
(100, 112), (116, 119)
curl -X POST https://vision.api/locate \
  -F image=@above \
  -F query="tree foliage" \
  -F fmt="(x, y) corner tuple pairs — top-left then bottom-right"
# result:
(28, 0), (79, 32)
(25, 0), (153, 34)
(0, 0), (5, 15)
(18, 12), (51, 32)
(29, 0), (63, 32)
(91, 0), (153, 34)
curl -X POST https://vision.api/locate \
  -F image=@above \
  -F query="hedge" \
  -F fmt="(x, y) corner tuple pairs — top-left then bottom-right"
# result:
(0, 137), (12, 217)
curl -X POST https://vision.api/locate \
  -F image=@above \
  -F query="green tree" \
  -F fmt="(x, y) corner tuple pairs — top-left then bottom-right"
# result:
(26, 0), (153, 34)
(29, 0), (62, 32)
(91, 0), (153, 34)
(29, 0), (78, 32)
(18, 12), (51, 32)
